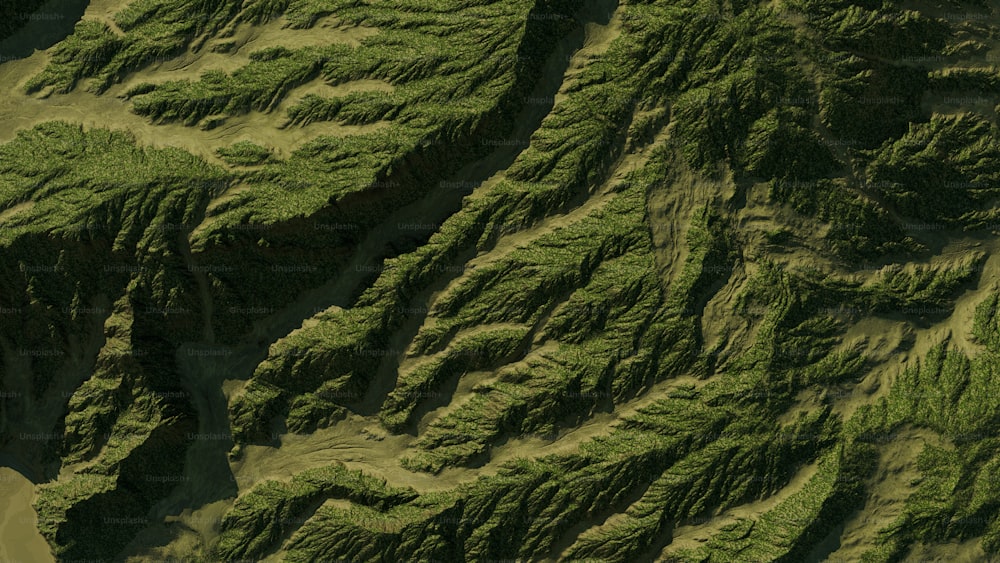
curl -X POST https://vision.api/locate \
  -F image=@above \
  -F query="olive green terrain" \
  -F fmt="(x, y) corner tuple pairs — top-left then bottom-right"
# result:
(1, 0), (1000, 561)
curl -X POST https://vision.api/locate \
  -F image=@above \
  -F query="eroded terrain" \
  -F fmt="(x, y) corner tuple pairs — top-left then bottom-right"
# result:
(2, 0), (1000, 561)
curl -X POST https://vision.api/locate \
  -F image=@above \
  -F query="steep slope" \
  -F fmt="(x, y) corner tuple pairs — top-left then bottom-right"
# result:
(1, 0), (1000, 561)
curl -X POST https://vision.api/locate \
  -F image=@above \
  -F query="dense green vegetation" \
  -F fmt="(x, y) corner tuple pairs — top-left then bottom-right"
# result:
(205, 0), (1000, 559)
(843, 320), (1000, 561)
(215, 463), (417, 560)
(216, 139), (275, 165)
(4, 0), (1000, 560)
(865, 114), (1000, 224)
(0, 122), (219, 559)
(26, 0), (260, 94)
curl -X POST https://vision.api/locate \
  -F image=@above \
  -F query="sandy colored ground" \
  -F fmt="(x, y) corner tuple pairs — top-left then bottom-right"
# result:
(0, 7), (385, 166)
(6, 0), (1000, 560)
(0, 468), (54, 563)
(552, 3), (623, 108)
(0, 1), (385, 558)
(823, 428), (944, 562)
(110, 3), (625, 557)
(659, 460), (822, 559)
(0, 201), (35, 223)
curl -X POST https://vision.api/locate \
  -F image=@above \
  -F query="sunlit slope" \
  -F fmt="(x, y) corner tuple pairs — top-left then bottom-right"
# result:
(1, 0), (1000, 561)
